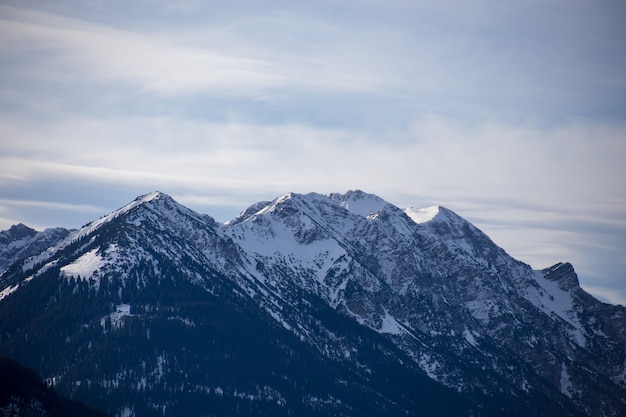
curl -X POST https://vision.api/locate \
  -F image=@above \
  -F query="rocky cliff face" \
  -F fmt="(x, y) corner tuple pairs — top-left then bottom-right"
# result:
(0, 191), (623, 417)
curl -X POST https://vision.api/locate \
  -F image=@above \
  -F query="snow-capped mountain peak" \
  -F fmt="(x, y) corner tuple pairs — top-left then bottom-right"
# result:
(19, 191), (221, 283)
(0, 224), (37, 242)
(225, 200), (273, 226)
(255, 192), (298, 215)
(542, 262), (580, 291)
(404, 206), (440, 224)
(328, 189), (390, 217)
(75, 191), (215, 239)
(76, 191), (167, 237)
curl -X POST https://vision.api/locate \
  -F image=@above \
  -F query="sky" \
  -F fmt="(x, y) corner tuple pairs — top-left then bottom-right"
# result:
(0, 0), (625, 305)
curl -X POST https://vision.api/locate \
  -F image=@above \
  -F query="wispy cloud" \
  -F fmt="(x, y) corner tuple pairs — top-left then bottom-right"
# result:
(2, 113), (624, 220)
(0, 4), (408, 99)
(0, 197), (103, 213)
(0, 6), (284, 97)
(4, 1), (624, 118)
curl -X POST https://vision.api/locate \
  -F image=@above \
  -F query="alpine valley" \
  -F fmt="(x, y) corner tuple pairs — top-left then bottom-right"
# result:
(0, 190), (624, 417)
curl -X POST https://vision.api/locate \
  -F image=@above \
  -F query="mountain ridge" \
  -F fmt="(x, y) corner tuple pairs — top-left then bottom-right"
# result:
(0, 190), (624, 417)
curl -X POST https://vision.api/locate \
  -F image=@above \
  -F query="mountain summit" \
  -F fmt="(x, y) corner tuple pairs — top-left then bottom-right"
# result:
(0, 191), (624, 417)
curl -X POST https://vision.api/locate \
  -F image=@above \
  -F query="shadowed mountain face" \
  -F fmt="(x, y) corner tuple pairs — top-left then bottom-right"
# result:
(0, 190), (623, 417)
(0, 356), (109, 417)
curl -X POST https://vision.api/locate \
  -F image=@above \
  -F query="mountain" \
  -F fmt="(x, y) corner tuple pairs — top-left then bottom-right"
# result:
(0, 223), (69, 275)
(0, 190), (624, 417)
(0, 356), (109, 417)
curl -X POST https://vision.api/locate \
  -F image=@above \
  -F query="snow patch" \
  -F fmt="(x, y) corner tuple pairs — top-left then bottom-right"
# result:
(170, 316), (195, 327)
(560, 363), (573, 398)
(613, 359), (626, 385)
(0, 283), (19, 301)
(404, 206), (440, 224)
(524, 271), (586, 347)
(379, 309), (404, 335)
(120, 405), (134, 417)
(417, 353), (441, 381)
(61, 249), (104, 279)
(101, 304), (133, 330)
(267, 309), (292, 331)
(463, 328), (478, 347)
(466, 299), (500, 323)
